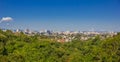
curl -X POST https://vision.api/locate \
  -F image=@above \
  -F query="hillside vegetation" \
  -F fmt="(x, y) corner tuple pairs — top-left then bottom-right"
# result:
(0, 29), (120, 62)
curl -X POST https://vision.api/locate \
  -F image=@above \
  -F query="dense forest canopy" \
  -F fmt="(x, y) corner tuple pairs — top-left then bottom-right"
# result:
(0, 29), (120, 62)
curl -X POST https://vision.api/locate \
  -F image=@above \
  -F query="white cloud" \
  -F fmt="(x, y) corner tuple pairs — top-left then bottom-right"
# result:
(1, 17), (13, 21)
(0, 17), (13, 23)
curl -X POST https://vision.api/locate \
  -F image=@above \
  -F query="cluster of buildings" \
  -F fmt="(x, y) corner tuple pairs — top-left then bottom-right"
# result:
(54, 31), (117, 42)
(15, 29), (118, 42)
(1, 28), (118, 42)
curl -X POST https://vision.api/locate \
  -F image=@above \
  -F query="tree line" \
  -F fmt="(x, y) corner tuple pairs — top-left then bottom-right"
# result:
(0, 29), (120, 62)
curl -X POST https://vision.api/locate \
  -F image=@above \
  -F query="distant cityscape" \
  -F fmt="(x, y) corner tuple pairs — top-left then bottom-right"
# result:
(0, 28), (118, 42)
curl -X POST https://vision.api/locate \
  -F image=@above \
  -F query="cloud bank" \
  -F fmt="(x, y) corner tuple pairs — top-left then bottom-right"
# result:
(0, 17), (13, 23)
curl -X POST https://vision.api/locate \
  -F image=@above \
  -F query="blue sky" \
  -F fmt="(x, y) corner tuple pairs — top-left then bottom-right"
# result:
(0, 0), (120, 31)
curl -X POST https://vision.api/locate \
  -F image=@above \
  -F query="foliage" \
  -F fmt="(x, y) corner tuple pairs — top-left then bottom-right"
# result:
(0, 30), (120, 62)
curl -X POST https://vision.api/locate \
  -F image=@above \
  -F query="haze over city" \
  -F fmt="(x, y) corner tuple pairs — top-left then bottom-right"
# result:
(0, 0), (120, 31)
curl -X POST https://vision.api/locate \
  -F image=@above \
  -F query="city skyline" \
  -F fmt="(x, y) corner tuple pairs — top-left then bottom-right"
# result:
(0, 0), (120, 31)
